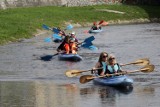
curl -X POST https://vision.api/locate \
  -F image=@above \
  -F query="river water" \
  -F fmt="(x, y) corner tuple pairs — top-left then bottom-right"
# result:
(0, 23), (160, 107)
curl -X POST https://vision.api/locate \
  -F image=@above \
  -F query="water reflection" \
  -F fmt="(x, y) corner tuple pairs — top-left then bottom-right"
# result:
(0, 80), (158, 107)
(79, 84), (133, 105)
(0, 81), (35, 107)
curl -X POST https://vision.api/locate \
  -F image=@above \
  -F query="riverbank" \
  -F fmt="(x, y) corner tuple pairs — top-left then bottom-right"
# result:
(0, 4), (160, 45)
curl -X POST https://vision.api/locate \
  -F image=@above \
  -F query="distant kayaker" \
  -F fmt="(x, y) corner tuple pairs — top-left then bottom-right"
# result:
(90, 22), (101, 30)
(92, 52), (109, 75)
(102, 54), (122, 75)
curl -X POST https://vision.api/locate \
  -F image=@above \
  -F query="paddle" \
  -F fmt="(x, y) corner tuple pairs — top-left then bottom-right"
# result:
(64, 24), (73, 30)
(43, 24), (73, 42)
(98, 20), (108, 26)
(44, 37), (52, 43)
(79, 64), (155, 84)
(65, 68), (102, 77)
(40, 53), (59, 61)
(42, 24), (73, 33)
(79, 36), (98, 50)
(52, 34), (62, 39)
(42, 24), (52, 30)
(120, 58), (150, 66)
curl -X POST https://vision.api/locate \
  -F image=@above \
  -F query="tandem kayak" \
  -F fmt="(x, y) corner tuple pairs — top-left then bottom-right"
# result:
(93, 75), (133, 87)
(58, 54), (83, 62)
(89, 29), (103, 33)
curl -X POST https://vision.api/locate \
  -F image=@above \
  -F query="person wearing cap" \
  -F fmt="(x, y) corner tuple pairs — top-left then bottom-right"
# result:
(91, 52), (109, 75)
(70, 31), (79, 43)
(101, 54), (122, 76)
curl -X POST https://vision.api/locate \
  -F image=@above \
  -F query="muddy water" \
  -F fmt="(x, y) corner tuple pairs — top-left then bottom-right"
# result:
(0, 23), (160, 107)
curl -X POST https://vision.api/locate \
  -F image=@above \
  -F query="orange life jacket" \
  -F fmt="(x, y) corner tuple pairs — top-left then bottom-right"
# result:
(70, 43), (77, 54)
(64, 43), (70, 54)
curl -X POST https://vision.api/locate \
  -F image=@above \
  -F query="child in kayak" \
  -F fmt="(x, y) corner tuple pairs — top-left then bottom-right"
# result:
(92, 52), (109, 75)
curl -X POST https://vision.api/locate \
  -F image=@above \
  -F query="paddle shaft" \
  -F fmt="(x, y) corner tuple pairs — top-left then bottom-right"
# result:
(72, 68), (102, 74)
(86, 68), (149, 80)
(121, 61), (143, 66)
(80, 64), (154, 84)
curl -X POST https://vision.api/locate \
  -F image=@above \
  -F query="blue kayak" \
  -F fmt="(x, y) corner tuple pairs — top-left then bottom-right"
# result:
(93, 75), (133, 87)
(58, 54), (82, 62)
(89, 29), (103, 33)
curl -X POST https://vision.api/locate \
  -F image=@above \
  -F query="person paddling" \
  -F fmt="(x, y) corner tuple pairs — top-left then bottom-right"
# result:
(92, 52), (109, 75)
(57, 35), (78, 54)
(57, 35), (70, 53)
(101, 54), (123, 76)
(70, 31), (79, 43)
(90, 22), (101, 30)
(69, 38), (78, 54)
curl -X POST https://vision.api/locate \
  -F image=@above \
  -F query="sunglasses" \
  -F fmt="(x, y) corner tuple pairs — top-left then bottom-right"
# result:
(102, 55), (108, 58)
(109, 57), (115, 60)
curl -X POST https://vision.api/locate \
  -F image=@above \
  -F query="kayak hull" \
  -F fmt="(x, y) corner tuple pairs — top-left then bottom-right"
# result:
(89, 29), (103, 33)
(58, 54), (82, 62)
(93, 75), (133, 87)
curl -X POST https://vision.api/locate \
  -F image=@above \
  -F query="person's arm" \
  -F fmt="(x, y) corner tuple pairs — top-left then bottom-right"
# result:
(91, 62), (100, 74)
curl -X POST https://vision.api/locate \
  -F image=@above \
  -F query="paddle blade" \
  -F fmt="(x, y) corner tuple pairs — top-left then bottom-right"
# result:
(52, 28), (60, 34)
(89, 45), (98, 50)
(134, 58), (150, 66)
(98, 20), (108, 26)
(44, 37), (52, 42)
(79, 75), (94, 84)
(66, 24), (73, 30)
(65, 70), (81, 77)
(101, 21), (108, 26)
(42, 24), (50, 30)
(98, 20), (104, 25)
(83, 36), (95, 43)
(81, 42), (93, 47)
(140, 64), (155, 73)
(52, 34), (62, 39)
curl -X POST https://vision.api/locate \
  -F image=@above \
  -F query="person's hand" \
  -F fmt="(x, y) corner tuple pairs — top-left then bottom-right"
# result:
(91, 68), (96, 74)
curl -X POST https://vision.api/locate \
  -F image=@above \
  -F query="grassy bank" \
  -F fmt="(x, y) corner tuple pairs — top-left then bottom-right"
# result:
(0, 4), (160, 45)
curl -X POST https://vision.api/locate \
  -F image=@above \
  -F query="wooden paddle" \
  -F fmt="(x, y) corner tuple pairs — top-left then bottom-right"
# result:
(120, 58), (150, 66)
(65, 68), (102, 77)
(66, 58), (149, 77)
(79, 64), (155, 84)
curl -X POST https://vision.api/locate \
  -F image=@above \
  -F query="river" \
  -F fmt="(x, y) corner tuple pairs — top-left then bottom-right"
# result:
(0, 23), (160, 107)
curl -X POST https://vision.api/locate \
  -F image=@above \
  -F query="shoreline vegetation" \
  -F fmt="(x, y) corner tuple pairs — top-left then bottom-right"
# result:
(0, 4), (160, 45)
